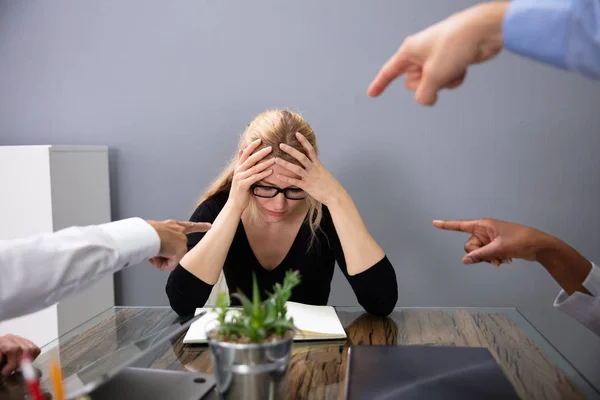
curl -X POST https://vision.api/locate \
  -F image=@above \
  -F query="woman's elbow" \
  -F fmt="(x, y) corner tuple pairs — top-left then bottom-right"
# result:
(365, 280), (398, 317)
(165, 283), (198, 317)
(365, 293), (397, 317)
(169, 301), (196, 317)
(373, 264), (398, 316)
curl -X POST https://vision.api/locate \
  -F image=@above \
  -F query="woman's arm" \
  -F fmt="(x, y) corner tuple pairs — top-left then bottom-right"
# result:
(326, 189), (385, 275)
(166, 197), (242, 315)
(167, 141), (275, 315)
(323, 206), (399, 317)
(322, 187), (399, 316)
(275, 133), (386, 275)
(180, 201), (242, 285)
(275, 133), (398, 316)
(165, 197), (236, 315)
(179, 143), (275, 284)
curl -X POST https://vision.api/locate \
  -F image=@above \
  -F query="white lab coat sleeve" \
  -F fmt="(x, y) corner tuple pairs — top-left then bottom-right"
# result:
(553, 262), (600, 336)
(0, 218), (160, 321)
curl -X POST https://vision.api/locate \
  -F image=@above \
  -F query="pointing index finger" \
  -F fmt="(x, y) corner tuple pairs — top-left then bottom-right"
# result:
(180, 221), (212, 234)
(432, 219), (477, 233)
(368, 48), (412, 97)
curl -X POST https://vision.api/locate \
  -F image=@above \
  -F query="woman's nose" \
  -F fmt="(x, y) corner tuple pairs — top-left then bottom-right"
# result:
(274, 193), (286, 208)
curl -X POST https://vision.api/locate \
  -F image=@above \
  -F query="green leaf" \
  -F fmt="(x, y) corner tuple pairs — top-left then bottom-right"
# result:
(214, 269), (302, 343)
(263, 300), (278, 325)
(252, 273), (261, 316)
(232, 291), (253, 315)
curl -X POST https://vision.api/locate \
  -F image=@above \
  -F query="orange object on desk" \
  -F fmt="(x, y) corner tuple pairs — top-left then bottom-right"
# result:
(49, 358), (65, 400)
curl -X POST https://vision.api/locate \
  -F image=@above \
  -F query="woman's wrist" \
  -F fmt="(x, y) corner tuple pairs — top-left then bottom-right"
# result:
(224, 198), (246, 218)
(323, 186), (350, 209)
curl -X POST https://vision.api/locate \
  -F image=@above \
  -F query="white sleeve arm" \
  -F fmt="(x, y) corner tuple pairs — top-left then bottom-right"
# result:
(553, 262), (600, 336)
(0, 218), (160, 321)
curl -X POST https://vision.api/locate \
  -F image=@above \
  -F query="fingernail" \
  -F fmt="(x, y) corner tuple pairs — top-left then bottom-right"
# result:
(464, 258), (473, 265)
(295, 132), (302, 137)
(254, 138), (261, 143)
(265, 146), (272, 150)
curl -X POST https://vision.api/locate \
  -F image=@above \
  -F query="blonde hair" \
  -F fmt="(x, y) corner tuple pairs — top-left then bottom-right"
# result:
(198, 109), (323, 247)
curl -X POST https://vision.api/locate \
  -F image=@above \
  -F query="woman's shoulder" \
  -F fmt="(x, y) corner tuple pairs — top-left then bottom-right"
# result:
(190, 191), (229, 222)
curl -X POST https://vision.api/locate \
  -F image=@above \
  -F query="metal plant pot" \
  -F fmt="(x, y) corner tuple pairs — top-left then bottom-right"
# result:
(207, 329), (294, 400)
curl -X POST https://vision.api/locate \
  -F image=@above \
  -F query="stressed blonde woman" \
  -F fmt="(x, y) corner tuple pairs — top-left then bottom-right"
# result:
(166, 110), (398, 316)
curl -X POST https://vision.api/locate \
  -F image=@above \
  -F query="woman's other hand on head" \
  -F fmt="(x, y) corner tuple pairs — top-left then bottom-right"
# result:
(228, 138), (276, 213)
(275, 132), (345, 206)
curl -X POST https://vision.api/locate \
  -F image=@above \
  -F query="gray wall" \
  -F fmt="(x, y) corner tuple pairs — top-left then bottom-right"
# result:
(1, 0), (599, 389)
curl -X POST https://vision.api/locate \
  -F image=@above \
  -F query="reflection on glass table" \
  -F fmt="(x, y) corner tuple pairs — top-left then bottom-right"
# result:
(15, 306), (599, 400)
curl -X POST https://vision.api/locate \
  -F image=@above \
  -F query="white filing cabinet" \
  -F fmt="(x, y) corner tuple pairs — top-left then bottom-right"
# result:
(0, 146), (115, 347)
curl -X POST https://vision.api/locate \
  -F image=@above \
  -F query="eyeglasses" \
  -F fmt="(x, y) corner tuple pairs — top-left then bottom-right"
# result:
(250, 184), (307, 200)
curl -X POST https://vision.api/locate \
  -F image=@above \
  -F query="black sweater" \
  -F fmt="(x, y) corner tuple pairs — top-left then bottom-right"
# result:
(166, 191), (398, 317)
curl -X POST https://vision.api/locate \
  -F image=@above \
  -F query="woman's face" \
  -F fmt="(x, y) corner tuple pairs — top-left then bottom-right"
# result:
(251, 163), (307, 223)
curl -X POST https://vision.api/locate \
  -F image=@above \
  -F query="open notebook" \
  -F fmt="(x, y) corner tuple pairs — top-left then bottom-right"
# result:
(182, 301), (347, 344)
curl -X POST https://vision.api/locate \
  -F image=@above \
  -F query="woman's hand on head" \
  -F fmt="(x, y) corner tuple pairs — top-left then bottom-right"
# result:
(228, 138), (276, 213)
(275, 132), (345, 206)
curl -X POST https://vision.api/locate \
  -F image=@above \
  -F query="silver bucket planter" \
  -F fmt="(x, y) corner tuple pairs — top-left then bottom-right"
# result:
(207, 329), (294, 400)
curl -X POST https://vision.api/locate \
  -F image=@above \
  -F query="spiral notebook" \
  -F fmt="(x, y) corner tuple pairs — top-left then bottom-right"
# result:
(182, 301), (347, 344)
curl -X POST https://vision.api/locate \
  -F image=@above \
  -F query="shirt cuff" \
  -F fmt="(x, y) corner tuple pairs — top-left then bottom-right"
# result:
(554, 262), (600, 306)
(503, 0), (571, 69)
(581, 261), (600, 296)
(98, 218), (161, 267)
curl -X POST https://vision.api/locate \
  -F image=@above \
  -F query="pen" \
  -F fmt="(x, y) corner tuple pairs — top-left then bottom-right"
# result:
(20, 354), (43, 400)
(50, 357), (65, 400)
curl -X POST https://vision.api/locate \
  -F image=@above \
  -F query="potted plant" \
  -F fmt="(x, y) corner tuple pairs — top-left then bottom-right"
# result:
(207, 270), (301, 400)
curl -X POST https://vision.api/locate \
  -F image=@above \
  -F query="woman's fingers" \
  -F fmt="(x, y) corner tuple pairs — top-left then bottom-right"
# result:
(277, 173), (303, 188)
(245, 168), (274, 186)
(273, 158), (307, 177)
(238, 139), (263, 165)
(294, 132), (318, 161)
(279, 143), (311, 168)
(239, 146), (273, 171)
(238, 158), (276, 180)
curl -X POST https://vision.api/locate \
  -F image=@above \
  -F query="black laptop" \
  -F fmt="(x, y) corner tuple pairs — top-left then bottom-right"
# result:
(344, 345), (519, 400)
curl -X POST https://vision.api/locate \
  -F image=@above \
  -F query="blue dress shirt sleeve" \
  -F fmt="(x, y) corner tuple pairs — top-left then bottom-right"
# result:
(503, 0), (600, 79)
